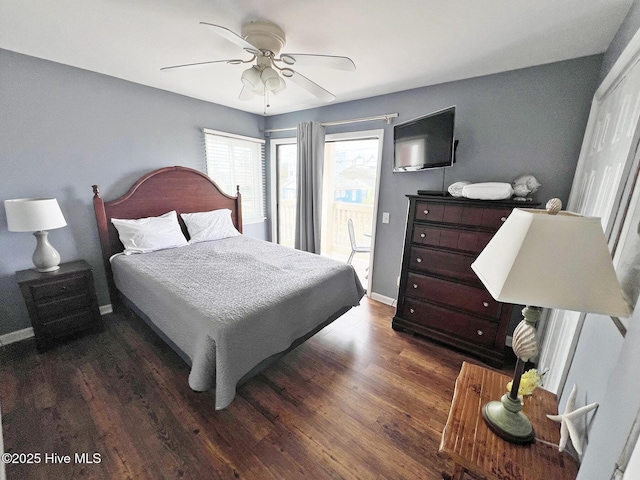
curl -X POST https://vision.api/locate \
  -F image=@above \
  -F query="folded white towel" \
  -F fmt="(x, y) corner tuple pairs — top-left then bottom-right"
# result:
(462, 182), (514, 200)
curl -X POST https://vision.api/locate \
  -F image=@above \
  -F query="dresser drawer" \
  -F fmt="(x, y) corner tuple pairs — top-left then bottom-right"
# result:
(30, 275), (87, 302)
(402, 297), (498, 347)
(35, 292), (91, 323)
(405, 273), (501, 318)
(412, 225), (493, 253)
(409, 246), (479, 284)
(415, 201), (512, 229)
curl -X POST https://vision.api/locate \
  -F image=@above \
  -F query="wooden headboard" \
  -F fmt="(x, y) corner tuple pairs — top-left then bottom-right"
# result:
(92, 166), (242, 306)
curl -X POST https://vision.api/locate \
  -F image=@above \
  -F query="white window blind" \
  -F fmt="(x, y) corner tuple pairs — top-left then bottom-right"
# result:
(203, 128), (266, 224)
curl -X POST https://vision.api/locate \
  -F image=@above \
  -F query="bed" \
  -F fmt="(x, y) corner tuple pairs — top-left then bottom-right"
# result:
(92, 166), (365, 409)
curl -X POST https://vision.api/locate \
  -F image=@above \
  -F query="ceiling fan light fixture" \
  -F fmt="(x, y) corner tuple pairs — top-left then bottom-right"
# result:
(241, 66), (261, 90)
(273, 76), (286, 95)
(261, 67), (281, 91)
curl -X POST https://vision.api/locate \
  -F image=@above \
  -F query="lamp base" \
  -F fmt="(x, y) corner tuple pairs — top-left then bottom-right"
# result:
(482, 394), (535, 444)
(32, 231), (61, 273)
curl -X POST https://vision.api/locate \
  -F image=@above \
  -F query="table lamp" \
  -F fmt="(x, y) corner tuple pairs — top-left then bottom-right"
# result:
(4, 198), (68, 272)
(470, 199), (630, 444)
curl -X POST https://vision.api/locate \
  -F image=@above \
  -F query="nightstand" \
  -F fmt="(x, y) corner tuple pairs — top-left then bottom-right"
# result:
(439, 362), (578, 480)
(16, 260), (103, 352)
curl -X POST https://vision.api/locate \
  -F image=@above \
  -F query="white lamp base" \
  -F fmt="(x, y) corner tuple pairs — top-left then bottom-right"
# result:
(32, 231), (61, 272)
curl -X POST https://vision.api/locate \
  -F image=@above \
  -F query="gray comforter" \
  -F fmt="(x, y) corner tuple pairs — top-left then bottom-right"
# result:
(111, 235), (365, 409)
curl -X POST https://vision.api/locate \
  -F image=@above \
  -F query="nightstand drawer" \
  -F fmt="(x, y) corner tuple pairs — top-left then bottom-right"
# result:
(405, 273), (501, 318)
(30, 275), (87, 301)
(37, 310), (96, 338)
(402, 297), (498, 346)
(35, 292), (91, 322)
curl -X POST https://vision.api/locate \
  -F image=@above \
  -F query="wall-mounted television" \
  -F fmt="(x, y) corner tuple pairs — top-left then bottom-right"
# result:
(393, 106), (456, 172)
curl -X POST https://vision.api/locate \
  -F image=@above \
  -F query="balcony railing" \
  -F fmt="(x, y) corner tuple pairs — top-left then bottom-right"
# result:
(278, 200), (373, 257)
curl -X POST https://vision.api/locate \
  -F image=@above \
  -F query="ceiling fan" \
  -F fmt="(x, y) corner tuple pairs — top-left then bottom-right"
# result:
(161, 20), (356, 103)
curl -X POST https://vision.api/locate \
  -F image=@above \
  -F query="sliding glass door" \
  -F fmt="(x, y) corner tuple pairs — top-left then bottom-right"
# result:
(271, 130), (383, 292)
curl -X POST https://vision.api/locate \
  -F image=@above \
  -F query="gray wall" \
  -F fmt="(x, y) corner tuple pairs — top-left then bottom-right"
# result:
(562, 1), (640, 478)
(266, 56), (603, 304)
(0, 49), (264, 337)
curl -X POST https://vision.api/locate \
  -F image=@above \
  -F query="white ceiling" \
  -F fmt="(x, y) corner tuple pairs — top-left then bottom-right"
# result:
(0, 0), (633, 116)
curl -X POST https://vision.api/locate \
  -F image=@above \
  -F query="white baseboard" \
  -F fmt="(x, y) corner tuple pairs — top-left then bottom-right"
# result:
(99, 304), (113, 315)
(0, 327), (34, 346)
(0, 305), (113, 347)
(369, 291), (396, 307)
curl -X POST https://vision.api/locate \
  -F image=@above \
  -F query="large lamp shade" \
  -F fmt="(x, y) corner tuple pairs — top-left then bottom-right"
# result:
(471, 208), (629, 317)
(5, 198), (67, 232)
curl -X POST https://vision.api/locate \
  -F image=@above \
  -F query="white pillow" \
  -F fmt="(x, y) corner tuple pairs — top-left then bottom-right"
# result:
(462, 182), (514, 200)
(111, 210), (188, 254)
(181, 209), (241, 244)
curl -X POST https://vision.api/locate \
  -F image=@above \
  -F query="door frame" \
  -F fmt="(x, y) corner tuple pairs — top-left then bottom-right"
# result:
(269, 137), (297, 245)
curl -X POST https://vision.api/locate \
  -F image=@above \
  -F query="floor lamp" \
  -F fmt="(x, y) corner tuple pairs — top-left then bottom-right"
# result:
(471, 199), (630, 444)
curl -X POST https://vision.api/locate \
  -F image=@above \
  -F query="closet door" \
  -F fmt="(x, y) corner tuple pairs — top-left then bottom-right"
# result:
(538, 57), (640, 395)
(572, 62), (640, 230)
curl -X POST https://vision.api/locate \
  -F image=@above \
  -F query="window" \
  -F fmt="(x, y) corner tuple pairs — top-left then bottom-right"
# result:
(203, 129), (266, 224)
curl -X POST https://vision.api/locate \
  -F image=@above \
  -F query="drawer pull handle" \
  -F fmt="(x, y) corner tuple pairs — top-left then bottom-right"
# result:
(416, 258), (422, 263)
(423, 209), (429, 215)
(420, 233), (426, 238)
(477, 330), (484, 336)
(412, 284), (418, 289)
(482, 301), (489, 308)
(501, 216), (507, 222)
(409, 308), (415, 314)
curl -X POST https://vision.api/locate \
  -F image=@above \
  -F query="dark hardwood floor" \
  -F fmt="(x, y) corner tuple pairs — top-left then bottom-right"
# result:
(0, 298), (512, 480)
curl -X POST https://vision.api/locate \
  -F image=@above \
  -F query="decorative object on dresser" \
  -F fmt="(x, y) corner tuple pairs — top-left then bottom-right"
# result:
(512, 174), (541, 200)
(393, 194), (538, 367)
(16, 260), (103, 352)
(4, 198), (67, 272)
(470, 199), (629, 444)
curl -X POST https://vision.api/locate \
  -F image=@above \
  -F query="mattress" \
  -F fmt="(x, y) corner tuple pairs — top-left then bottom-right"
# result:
(111, 235), (365, 409)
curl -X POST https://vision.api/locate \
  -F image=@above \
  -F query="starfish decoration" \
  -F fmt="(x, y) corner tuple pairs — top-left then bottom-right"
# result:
(546, 383), (598, 455)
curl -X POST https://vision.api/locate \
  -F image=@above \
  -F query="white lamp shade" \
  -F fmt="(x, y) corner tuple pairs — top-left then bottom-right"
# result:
(241, 66), (261, 91)
(4, 198), (67, 232)
(261, 67), (281, 91)
(471, 208), (630, 317)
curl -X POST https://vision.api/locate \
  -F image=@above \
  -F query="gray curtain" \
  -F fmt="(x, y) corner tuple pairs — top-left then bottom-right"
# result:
(294, 121), (325, 253)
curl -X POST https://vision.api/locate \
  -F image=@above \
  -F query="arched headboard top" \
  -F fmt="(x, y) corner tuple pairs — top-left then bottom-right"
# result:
(92, 166), (242, 305)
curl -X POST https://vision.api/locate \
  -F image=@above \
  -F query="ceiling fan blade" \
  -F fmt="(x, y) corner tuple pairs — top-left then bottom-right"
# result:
(285, 70), (335, 102)
(279, 53), (355, 71)
(200, 22), (262, 55)
(238, 87), (255, 101)
(160, 59), (244, 72)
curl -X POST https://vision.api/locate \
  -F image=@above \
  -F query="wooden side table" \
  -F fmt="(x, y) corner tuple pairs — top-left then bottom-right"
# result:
(439, 362), (578, 480)
(16, 260), (103, 352)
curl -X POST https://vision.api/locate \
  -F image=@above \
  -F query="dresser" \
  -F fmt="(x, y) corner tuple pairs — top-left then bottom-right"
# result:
(16, 260), (103, 352)
(393, 194), (535, 366)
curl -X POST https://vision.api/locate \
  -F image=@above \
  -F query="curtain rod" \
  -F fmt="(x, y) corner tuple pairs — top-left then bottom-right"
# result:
(263, 113), (399, 134)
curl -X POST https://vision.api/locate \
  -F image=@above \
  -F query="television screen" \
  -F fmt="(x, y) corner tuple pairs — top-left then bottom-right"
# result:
(393, 106), (456, 172)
